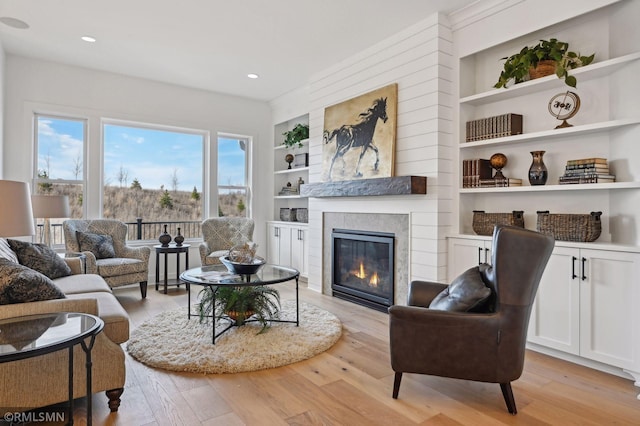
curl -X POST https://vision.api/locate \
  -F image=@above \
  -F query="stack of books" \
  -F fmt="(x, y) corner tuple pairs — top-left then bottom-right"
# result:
(478, 177), (523, 187)
(462, 159), (492, 188)
(559, 158), (616, 184)
(465, 113), (523, 142)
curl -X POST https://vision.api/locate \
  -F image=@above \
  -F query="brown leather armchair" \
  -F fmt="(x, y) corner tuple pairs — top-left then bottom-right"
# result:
(389, 225), (554, 414)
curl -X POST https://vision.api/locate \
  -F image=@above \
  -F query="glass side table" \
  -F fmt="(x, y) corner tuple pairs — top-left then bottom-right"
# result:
(0, 312), (104, 425)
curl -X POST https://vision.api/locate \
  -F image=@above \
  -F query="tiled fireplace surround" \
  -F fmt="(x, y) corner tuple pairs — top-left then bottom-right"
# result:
(322, 212), (409, 306)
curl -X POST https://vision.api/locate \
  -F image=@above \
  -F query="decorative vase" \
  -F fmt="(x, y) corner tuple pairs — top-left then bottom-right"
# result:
(528, 150), (548, 185)
(173, 227), (184, 246)
(158, 224), (171, 247)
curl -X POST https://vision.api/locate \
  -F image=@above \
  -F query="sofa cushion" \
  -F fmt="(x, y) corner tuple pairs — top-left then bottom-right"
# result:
(53, 273), (113, 295)
(96, 257), (147, 277)
(66, 292), (130, 344)
(429, 266), (492, 312)
(7, 239), (71, 279)
(0, 238), (19, 264)
(76, 231), (116, 259)
(0, 258), (66, 305)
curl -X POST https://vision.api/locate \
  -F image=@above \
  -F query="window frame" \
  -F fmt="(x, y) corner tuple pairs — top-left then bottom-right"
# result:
(217, 133), (253, 218)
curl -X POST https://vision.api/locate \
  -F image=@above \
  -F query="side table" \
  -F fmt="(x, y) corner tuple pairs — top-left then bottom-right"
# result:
(154, 244), (190, 294)
(0, 312), (104, 426)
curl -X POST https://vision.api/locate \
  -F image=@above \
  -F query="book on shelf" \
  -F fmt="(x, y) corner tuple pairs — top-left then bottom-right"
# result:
(559, 173), (616, 184)
(462, 158), (492, 188)
(465, 113), (523, 142)
(562, 166), (610, 176)
(565, 158), (608, 166)
(478, 178), (523, 187)
(564, 164), (610, 172)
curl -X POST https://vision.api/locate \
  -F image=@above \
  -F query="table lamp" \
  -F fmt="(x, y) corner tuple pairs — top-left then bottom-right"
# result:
(0, 180), (36, 238)
(31, 194), (70, 247)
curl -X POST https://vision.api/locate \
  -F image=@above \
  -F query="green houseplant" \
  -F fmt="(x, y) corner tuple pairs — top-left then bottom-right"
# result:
(198, 285), (281, 333)
(282, 123), (309, 148)
(494, 38), (595, 89)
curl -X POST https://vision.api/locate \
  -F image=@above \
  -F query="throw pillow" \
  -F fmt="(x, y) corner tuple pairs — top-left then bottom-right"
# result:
(7, 239), (72, 279)
(0, 258), (66, 305)
(0, 238), (19, 264)
(429, 265), (492, 312)
(76, 231), (116, 259)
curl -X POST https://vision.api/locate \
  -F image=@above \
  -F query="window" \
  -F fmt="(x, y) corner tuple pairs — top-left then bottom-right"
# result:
(102, 121), (205, 240)
(33, 114), (86, 244)
(217, 135), (251, 217)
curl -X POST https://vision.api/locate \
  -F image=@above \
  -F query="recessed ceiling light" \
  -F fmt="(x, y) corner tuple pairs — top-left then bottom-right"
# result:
(81, 36), (97, 43)
(0, 17), (29, 29)
(247, 73), (259, 79)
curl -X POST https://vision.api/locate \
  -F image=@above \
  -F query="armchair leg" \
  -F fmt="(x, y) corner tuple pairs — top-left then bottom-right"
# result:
(500, 382), (517, 415)
(140, 281), (148, 299)
(106, 388), (124, 412)
(392, 372), (403, 399)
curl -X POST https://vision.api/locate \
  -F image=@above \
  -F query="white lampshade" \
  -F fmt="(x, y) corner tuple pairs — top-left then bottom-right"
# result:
(31, 195), (70, 218)
(0, 180), (36, 237)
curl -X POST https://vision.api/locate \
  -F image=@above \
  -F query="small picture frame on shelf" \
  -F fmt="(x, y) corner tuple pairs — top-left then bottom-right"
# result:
(294, 153), (309, 168)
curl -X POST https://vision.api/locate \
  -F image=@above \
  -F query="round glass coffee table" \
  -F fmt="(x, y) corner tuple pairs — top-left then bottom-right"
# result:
(180, 264), (300, 343)
(0, 312), (104, 425)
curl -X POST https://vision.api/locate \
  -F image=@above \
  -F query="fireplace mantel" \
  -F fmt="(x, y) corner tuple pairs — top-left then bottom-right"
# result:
(300, 176), (426, 198)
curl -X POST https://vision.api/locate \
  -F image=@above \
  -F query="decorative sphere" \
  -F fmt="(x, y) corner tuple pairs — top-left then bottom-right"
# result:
(285, 154), (294, 164)
(490, 153), (507, 170)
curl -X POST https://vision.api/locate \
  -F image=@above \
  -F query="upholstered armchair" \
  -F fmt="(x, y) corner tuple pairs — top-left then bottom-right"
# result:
(199, 218), (255, 266)
(63, 219), (151, 298)
(389, 225), (554, 414)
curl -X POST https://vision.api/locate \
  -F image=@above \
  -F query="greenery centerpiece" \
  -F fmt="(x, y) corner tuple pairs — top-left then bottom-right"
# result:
(198, 285), (280, 332)
(282, 123), (309, 148)
(198, 242), (280, 333)
(494, 38), (595, 88)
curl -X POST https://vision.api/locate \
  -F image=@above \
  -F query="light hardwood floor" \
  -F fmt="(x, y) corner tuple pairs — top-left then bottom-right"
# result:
(79, 281), (640, 425)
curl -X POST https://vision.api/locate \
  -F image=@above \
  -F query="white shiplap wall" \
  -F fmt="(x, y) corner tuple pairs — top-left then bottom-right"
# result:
(304, 13), (454, 293)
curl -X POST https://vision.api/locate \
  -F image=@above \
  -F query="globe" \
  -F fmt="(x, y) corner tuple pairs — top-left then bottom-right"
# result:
(490, 153), (507, 179)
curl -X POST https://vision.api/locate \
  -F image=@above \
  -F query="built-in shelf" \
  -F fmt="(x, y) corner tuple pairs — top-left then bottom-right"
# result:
(460, 119), (640, 149)
(460, 52), (640, 106)
(274, 195), (307, 199)
(301, 176), (427, 198)
(275, 167), (309, 175)
(460, 181), (640, 193)
(273, 138), (309, 151)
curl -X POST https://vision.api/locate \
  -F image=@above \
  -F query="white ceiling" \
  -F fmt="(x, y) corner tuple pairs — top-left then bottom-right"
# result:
(0, 0), (477, 102)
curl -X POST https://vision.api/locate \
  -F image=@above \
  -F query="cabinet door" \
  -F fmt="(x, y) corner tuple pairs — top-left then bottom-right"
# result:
(267, 223), (282, 265)
(290, 226), (308, 276)
(447, 238), (490, 281)
(528, 247), (580, 354)
(580, 249), (640, 369)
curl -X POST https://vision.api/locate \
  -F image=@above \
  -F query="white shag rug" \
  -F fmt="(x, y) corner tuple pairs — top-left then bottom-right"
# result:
(126, 300), (342, 374)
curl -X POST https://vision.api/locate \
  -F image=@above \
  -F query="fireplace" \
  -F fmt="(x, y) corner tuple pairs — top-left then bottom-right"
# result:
(331, 228), (394, 312)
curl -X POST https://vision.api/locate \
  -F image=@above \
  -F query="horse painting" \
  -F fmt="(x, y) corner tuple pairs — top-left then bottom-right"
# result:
(323, 97), (389, 180)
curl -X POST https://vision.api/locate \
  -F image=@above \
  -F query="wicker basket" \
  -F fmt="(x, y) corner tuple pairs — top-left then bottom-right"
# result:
(529, 60), (557, 79)
(536, 211), (602, 242)
(472, 210), (525, 236)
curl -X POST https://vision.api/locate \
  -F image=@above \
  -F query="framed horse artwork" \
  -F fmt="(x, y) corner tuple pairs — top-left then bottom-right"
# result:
(322, 83), (397, 182)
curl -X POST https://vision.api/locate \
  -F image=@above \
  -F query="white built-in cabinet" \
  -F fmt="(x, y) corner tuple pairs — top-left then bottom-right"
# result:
(448, 235), (640, 396)
(450, 1), (640, 395)
(266, 222), (308, 277)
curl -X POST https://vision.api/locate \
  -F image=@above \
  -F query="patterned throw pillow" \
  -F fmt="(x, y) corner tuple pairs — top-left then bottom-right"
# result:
(7, 239), (72, 279)
(76, 231), (116, 259)
(0, 238), (19, 264)
(0, 258), (66, 305)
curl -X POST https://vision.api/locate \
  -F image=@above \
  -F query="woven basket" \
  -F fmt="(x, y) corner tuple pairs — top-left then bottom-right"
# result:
(472, 210), (525, 236)
(529, 60), (557, 79)
(536, 211), (602, 242)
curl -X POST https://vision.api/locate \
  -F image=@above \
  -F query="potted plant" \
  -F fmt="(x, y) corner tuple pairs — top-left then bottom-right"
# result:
(282, 123), (309, 148)
(494, 38), (595, 89)
(198, 285), (281, 333)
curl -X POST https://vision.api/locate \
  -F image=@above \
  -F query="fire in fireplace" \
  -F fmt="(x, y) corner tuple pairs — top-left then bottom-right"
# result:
(331, 228), (394, 312)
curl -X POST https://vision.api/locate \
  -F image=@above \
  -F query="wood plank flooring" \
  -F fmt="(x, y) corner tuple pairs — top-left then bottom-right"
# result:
(76, 281), (640, 425)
